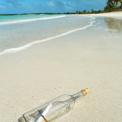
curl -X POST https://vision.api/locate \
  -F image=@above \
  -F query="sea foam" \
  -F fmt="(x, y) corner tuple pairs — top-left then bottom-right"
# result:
(0, 16), (96, 56)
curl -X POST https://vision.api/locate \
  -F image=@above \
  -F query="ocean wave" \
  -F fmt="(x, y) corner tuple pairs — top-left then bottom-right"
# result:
(0, 16), (96, 56)
(0, 15), (66, 25)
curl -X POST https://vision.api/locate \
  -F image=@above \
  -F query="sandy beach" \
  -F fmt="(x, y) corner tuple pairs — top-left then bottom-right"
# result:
(83, 11), (122, 17)
(0, 12), (122, 122)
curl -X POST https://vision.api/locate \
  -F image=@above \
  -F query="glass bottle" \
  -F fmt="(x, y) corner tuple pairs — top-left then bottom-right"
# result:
(18, 88), (89, 122)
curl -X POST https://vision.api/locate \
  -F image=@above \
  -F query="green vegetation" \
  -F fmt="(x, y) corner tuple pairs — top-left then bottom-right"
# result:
(105, 0), (122, 12)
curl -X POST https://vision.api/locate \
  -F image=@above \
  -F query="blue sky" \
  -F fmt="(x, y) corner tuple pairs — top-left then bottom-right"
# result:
(0, 0), (107, 14)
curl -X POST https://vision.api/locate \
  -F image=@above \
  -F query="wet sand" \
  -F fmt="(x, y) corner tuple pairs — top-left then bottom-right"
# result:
(0, 12), (122, 122)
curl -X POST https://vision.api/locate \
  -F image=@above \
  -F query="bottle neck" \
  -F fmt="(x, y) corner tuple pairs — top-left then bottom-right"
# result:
(71, 88), (89, 101)
(71, 91), (83, 101)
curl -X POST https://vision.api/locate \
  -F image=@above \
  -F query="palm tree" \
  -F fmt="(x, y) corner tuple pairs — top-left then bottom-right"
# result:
(107, 0), (122, 9)
(120, 0), (122, 8)
(105, 0), (122, 11)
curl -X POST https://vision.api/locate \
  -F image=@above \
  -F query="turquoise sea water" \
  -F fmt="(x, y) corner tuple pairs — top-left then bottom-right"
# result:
(0, 14), (58, 22)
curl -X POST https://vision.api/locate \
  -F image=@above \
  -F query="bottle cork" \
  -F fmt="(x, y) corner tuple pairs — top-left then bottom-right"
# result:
(81, 88), (89, 96)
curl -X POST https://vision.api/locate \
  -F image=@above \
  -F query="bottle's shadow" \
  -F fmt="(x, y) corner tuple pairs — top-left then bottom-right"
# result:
(104, 17), (122, 32)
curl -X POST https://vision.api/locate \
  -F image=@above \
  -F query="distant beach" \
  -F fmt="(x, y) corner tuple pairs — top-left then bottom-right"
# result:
(82, 11), (122, 18)
(0, 12), (122, 122)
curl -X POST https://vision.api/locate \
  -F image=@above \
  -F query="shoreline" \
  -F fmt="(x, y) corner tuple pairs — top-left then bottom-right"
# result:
(0, 16), (95, 56)
(0, 12), (121, 25)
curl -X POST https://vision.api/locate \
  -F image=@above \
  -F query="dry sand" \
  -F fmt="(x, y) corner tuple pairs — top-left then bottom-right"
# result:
(82, 11), (122, 18)
(0, 12), (122, 122)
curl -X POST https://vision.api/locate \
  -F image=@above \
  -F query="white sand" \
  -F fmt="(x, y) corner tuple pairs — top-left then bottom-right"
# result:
(0, 12), (122, 122)
(81, 11), (122, 18)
